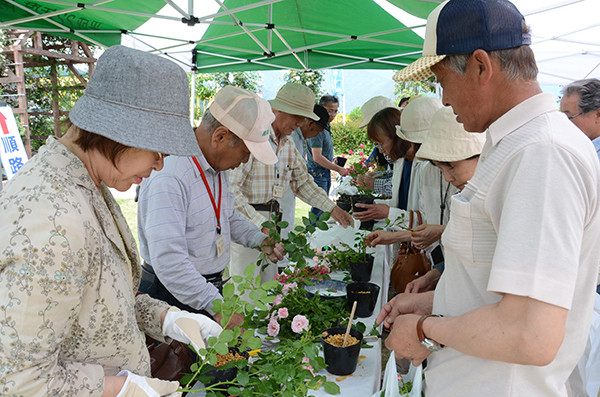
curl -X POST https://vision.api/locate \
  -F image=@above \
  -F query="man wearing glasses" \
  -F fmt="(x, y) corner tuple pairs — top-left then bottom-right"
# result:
(561, 78), (600, 161)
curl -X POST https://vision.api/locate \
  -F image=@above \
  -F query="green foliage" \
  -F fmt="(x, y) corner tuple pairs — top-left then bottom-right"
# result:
(393, 76), (437, 99)
(330, 119), (373, 156)
(282, 70), (324, 99)
(190, 71), (262, 122)
(347, 106), (363, 123)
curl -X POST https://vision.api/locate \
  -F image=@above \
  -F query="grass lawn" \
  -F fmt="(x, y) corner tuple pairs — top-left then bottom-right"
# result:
(116, 197), (315, 250)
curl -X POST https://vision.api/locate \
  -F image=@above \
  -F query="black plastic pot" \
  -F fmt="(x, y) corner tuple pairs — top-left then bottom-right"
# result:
(334, 156), (347, 167)
(321, 326), (364, 375)
(204, 348), (249, 390)
(351, 195), (375, 230)
(348, 254), (374, 282)
(346, 282), (381, 318)
(336, 194), (352, 212)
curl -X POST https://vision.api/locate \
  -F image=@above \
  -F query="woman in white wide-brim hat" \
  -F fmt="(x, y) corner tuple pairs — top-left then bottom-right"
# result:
(369, 106), (486, 293)
(0, 46), (222, 397)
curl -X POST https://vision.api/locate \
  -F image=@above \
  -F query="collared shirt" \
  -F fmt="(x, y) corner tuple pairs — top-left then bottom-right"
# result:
(0, 137), (170, 396)
(374, 168), (393, 197)
(592, 135), (600, 162)
(290, 127), (306, 159)
(430, 93), (600, 396)
(138, 155), (266, 313)
(228, 127), (336, 228)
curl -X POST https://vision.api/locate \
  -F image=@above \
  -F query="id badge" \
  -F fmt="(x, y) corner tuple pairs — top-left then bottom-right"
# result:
(273, 185), (284, 198)
(216, 235), (225, 257)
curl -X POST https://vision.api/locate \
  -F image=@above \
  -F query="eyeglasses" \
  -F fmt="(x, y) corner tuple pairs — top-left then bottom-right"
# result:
(327, 109), (338, 115)
(567, 112), (584, 120)
(375, 137), (391, 151)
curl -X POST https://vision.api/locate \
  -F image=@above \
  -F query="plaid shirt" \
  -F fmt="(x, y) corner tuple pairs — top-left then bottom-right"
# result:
(229, 127), (336, 228)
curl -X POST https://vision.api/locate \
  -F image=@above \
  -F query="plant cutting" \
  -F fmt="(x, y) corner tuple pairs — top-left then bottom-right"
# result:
(180, 263), (342, 397)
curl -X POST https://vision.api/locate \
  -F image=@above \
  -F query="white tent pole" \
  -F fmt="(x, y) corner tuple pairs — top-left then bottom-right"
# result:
(190, 70), (196, 124)
(268, 4), (273, 52)
(212, 0), (272, 55)
(165, 0), (190, 18)
(0, 0), (112, 27)
(523, 0), (584, 16)
(272, 28), (307, 70)
(189, 0), (194, 16)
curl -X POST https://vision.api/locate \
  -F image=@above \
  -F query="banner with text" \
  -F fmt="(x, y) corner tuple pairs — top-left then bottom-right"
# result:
(0, 105), (28, 180)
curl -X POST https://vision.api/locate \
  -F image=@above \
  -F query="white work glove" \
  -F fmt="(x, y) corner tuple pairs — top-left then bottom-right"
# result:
(162, 307), (223, 353)
(115, 370), (181, 397)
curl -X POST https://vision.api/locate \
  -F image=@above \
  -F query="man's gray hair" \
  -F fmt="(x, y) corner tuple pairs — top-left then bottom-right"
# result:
(200, 108), (242, 146)
(440, 22), (538, 82)
(562, 78), (600, 114)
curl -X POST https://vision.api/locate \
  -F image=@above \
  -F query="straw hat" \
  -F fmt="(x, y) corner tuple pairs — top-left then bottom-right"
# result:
(416, 106), (486, 162)
(269, 83), (319, 120)
(209, 86), (277, 165)
(396, 97), (443, 144)
(359, 96), (401, 129)
(70, 45), (200, 156)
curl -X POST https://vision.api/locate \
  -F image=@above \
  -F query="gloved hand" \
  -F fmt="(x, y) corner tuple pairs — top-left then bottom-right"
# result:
(115, 370), (180, 397)
(162, 307), (223, 353)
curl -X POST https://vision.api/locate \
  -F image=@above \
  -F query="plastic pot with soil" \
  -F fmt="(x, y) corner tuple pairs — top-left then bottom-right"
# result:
(346, 282), (381, 318)
(351, 195), (375, 230)
(348, 254), (374, 282)
(320, 326), (364, 376)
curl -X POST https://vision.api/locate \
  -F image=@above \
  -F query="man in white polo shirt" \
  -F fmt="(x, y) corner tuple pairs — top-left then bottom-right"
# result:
(376, 1), (600, 396)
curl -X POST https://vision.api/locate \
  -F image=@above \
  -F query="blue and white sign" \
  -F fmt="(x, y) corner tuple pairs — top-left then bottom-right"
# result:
(0, 105), (28, 180)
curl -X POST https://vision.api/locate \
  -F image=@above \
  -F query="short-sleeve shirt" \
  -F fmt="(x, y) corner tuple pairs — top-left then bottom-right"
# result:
(306, 130), (334, 173)
(428, 93), (600, 396)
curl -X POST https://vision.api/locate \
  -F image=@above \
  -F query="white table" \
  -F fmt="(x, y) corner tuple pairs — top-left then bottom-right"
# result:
(191, 224), (390, 397)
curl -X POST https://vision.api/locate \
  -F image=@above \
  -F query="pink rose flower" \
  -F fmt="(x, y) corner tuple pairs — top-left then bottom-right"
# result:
(267, 318), (280, 337)
(273, 294), (283, 306)
(359, 143), (364, 148)
(359, 151), (364, 156)
(291, 314), (309, 333)
(341, 154), (346, 158)
(278, 307), (289, 319)
(348, 150), (353, 155)
(282, 282), (298, 295)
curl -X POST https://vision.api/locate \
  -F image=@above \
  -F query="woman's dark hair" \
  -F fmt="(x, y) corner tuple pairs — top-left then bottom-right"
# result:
(398, 97), (410, 107)
(429, 154), (480, 167)
(367, 107), (412, 161)
(69, 120), (131, 166)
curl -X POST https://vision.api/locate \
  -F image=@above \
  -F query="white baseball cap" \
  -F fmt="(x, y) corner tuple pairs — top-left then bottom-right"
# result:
(209, 86), (277, 165)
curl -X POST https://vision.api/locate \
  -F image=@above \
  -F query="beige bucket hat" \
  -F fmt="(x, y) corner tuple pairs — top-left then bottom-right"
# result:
(359, 96), (401, 129)
(416, 106), (486, 162)
(396, 97), (443, 144)
(269, 82), (319, 120)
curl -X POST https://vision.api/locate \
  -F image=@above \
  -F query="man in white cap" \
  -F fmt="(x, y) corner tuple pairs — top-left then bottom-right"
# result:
(138, 86), (284, 330)
(229, 82), (354, 283)
(377, 0), (600, 396)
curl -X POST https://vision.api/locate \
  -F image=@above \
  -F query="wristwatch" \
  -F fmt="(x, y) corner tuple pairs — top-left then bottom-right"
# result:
(416, 314), (444, 351)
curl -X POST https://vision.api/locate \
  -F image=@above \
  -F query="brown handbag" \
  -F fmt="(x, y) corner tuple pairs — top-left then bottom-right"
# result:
(146, 335), (196, 382)
(390, 210), (431, 294)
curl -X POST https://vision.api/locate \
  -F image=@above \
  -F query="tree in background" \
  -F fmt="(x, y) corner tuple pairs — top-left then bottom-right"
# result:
(282, 70), (324, 99)
(393, 75), (436, 101)
(190, 71), (262, 121)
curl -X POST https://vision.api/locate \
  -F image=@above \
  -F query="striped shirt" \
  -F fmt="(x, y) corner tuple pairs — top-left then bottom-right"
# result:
(138, 154), (266, 313)
(228, 127), (336, 228)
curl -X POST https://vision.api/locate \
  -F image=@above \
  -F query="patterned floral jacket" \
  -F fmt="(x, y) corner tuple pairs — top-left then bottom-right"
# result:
(0, 137), (171, 396)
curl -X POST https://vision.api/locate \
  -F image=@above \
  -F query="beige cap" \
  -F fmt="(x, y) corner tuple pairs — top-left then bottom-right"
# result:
(396, 97), (443, 144)
(359, 96), (401, 129)
(209, 86), (277, 165)
(416, 106), (486, 162)
(268, 82), (319, 120)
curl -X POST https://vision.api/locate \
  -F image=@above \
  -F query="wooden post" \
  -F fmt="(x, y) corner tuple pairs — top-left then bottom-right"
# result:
(50, 61), (61, 138)
(13, 45), (31, 158)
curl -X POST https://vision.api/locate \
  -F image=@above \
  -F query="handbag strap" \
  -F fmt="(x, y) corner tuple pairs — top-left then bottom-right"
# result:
(409, 210), (414, 229)
(415, 210), (423, 225)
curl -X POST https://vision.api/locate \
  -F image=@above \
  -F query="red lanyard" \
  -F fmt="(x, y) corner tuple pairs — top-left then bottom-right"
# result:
(192, 157), (222, 234)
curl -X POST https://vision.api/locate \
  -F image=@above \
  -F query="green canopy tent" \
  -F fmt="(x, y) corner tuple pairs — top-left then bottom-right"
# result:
(0, 0), (439, 72)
